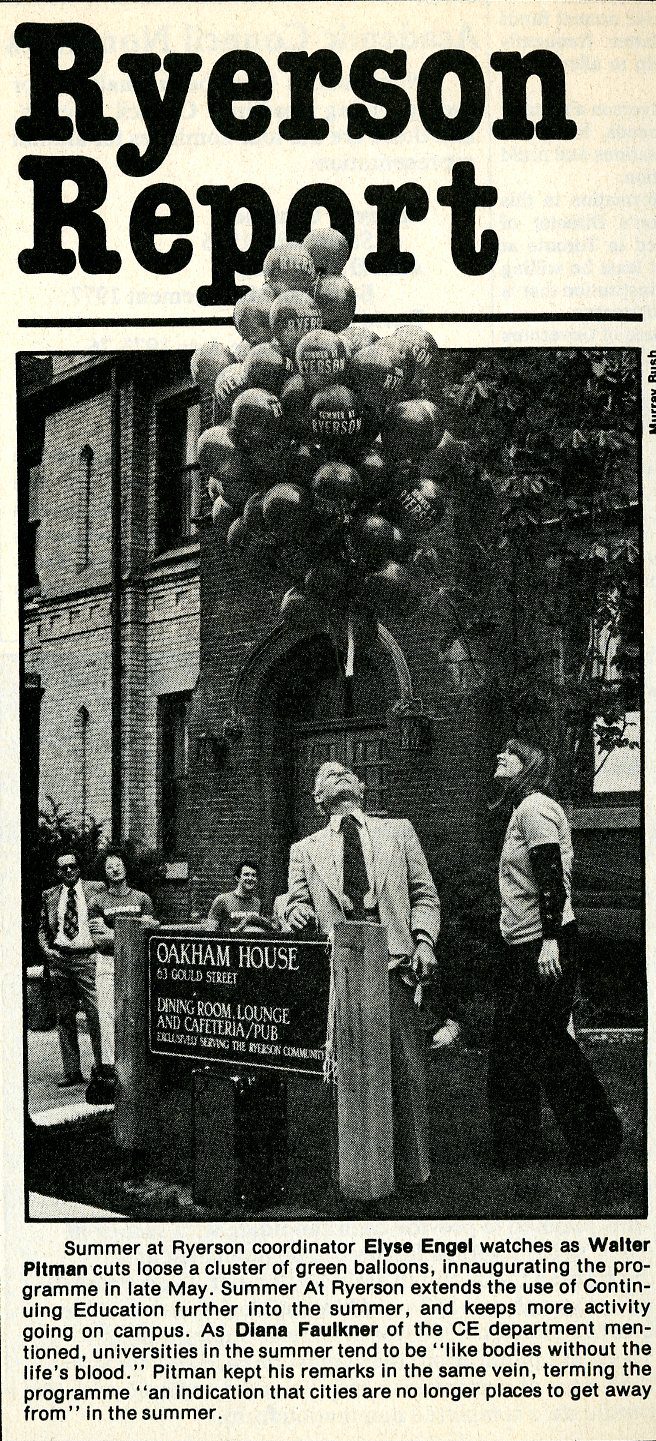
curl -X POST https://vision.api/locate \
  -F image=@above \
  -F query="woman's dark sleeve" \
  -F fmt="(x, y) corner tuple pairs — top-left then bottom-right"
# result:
(528, 844), (567, 938)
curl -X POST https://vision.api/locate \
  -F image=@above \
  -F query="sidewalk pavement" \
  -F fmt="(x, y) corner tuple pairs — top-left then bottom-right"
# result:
(27, 1026), (122, 1217)
(25, 1025), (645, 1221)
(29, 1193), (125, 1219)
(28, 1026), (113, 1123)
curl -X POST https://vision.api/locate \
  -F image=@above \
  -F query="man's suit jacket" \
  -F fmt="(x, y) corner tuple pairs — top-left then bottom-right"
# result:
(286, 815), (440, 957)
(38, 881), (107, 957)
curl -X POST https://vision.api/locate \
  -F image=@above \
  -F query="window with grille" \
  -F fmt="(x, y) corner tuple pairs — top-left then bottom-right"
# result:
(77, 445), (93, 571)
(589, 591), (640, 794)
(76, 705), (89, 823)
(564, 564), (641, 803)
(22, 462), (41, 588)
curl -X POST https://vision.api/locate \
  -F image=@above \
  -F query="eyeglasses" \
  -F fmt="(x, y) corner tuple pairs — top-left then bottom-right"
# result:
(58, 863), (78, 873)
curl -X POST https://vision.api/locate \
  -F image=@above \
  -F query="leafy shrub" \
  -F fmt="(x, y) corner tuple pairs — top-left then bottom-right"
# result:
(35, 797), (104, 895)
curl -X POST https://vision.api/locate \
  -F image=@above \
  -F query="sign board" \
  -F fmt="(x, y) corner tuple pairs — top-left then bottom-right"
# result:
(147, 930), (331, 1075)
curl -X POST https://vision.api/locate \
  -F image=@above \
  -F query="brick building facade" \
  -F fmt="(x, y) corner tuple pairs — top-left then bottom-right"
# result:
(20, 352), (203, 912)
(18, 349), (642, 1019)
(19, 350), (491, 890)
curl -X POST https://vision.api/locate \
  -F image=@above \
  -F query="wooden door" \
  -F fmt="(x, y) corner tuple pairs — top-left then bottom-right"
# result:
(293, 720), (388, 840)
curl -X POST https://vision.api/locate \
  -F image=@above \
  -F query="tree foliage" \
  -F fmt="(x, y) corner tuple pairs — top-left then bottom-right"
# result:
(422, 348), (640, 796)
(36, 799), (165, 898)
(36, 798), (104, 895)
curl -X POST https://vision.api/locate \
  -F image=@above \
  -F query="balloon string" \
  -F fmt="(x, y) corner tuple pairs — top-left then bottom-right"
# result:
(345, 615), (355, 678)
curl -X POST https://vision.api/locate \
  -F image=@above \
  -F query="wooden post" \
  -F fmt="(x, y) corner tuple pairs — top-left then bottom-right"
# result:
(114, 914), (159, 1156)
(193, 1071), (237, 1207)
(332, 921), (394, 1200)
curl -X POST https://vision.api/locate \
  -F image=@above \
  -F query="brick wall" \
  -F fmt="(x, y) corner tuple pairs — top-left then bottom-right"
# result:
(50, 357), (92, 376)
(25, 592), (113, 828)
(37, 392), (113, 598)
(22, 350), (493, 921)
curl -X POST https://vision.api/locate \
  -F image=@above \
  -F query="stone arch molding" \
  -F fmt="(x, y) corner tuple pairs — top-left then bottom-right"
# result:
(229, 620), (413, 725)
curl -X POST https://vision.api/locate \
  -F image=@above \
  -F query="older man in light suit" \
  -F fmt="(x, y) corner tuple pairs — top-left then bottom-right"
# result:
(286, 760), (447, 1192)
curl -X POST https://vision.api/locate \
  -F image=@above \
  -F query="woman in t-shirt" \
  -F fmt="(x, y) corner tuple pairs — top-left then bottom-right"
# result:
(488, 738), (622, 1168)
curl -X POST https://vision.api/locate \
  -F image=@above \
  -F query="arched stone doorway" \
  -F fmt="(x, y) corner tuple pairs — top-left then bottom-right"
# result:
(250, 630), (405, 905)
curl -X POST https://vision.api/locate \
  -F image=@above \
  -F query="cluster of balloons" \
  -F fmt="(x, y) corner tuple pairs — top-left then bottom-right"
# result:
(192, 229), (459, 647)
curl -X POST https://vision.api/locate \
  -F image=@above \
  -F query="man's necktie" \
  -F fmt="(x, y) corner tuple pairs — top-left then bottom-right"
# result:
(63, 885), (79, 941)
(342, 815), (369, 920)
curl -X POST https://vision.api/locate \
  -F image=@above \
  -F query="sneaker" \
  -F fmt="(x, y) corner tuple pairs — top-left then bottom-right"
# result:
(85, 1068), (116, 1105)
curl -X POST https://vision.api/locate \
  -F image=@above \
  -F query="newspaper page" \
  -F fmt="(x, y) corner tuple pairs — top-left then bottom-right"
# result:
(1, 2), (654, 1439)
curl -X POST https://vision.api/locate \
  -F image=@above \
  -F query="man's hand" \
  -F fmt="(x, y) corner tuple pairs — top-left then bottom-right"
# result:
(90, 916), (113, 934)
(431, 1019), (462, 1051)
(286, 903), (316, 933)
(412, 939), (437, 982)
(537, 937), (561, 980)
(90, 918), (115, 954)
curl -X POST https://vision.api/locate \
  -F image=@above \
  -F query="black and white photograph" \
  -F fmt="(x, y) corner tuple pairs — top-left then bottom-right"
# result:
(19, 328), (644, 1223)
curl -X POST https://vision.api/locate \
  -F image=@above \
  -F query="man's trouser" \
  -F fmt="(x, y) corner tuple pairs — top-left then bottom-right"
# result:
(388, 969), (431, 1188)
(50, 949), (103, 1078)
(95, 954), (115, 1066)
(331, 967), (431, 1192)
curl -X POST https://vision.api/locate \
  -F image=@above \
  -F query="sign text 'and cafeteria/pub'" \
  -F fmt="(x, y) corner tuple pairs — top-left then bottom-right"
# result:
(147, 932), (330, 1075)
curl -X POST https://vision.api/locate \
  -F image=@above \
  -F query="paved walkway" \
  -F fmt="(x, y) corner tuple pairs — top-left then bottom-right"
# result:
(27, 1027), (120, 1218)
(28, 1027), (113, 1123)
(29, 1193), (125, 1219)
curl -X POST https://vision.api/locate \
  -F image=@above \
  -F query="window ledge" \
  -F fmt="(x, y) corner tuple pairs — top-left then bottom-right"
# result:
(163, 861), (189, 881)
(148, 538), (200, 562)
(145, 542), (200, 580)
(571, 805), (640, 830)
